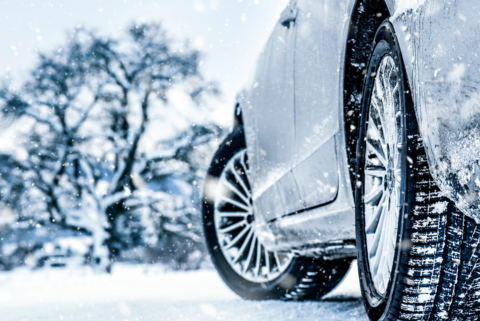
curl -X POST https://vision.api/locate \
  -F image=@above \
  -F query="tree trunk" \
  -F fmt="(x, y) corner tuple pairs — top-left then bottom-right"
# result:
(105, 202), (126, 265)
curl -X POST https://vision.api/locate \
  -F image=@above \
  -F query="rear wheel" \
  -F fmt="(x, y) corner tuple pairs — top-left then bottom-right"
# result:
(203, 127), (351, 300)
(356, 21), (480, 321)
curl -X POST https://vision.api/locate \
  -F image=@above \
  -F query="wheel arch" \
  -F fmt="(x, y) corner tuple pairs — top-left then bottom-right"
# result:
(343, 0), (391, 193)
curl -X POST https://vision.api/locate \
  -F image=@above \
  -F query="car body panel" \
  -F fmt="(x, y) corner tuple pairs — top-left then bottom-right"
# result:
(389, 0), (480, 222)
(291, 0), (349, 208)
(246, 0), (358, 251)
(291, 136), (338, 209)
(240, 0), (480, 253)
(257, 133), (356, 251)
(241, 2), (300, 226)
(275, 171), (302, 217)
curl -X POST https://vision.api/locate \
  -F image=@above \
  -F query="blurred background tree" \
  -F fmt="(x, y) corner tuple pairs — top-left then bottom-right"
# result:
(0, 22), (223, 272)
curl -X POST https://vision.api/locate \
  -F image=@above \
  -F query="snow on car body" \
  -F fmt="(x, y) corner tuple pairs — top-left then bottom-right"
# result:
(390, 0), (480, 223)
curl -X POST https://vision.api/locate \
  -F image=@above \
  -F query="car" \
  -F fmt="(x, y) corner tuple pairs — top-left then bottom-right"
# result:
(202, 1), (480, 320)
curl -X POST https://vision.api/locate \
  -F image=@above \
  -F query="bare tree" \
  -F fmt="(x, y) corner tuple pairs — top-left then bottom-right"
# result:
(0, 22), (219, 271)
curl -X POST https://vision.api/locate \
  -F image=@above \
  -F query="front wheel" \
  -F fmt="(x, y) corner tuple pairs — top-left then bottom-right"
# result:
(203, 127), (351, 300)
(356, 21), (480, 321)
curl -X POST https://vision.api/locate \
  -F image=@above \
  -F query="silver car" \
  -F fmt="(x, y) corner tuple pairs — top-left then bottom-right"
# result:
(203, 1), (480, 320)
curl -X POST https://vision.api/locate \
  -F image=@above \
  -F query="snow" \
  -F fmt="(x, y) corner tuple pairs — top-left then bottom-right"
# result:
(391, 0), (426, 20)
(431, 201), (448, 214)
(0, 262), (366, 321)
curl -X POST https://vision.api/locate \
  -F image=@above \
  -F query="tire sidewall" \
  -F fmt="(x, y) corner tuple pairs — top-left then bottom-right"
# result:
(355, 21), (409, 321)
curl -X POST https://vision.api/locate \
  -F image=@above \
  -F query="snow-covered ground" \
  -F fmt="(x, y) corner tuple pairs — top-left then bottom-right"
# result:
(0, 261), (368, 321)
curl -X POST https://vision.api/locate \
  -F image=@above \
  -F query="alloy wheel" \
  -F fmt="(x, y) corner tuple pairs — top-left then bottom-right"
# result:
(214, 150), (293, 283)
(363, 55), (405, 295)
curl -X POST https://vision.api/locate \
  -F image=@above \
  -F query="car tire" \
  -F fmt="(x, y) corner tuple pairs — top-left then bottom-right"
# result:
(203, 127), (351, 301)
(356, 21), (480, 321)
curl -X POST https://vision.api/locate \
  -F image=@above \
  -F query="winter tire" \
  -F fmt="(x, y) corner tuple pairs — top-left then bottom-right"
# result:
(203, 127), (351, 300)
(356, 21), (480, 321)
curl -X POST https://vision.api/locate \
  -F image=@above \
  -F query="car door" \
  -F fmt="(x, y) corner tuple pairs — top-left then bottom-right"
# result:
(241, 1), (302, 223)
(290, 0), (350, 209)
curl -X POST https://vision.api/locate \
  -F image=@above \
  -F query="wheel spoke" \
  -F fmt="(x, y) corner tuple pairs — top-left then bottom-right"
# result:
(273, 251), (281, 270)
(368, 102), (385, 139)
(383, 201), (396, 282)
(364, 179), (383, 204)
(242, 235), (257, 274)
(230, 162), (250, 199)
(217, 211), (248, 218)
(376, 200), (393, 285)
(223, 178), (250, 205)
(239, 153), (251, 189)
(371, 95), (389, 158)
(369, 191), (389, 258)
(384, 62), (398, 108)
(372, 230), (387, 279)
(391, 82), (399, 99)
(265, 250), (271, 275)
(254, 241), (262, 279)
(219, 195), (250, 212)
(365, 168), (386, 178)
(219, 220), (247, 234)
(370, 97), (386, 143)
(233, 228), (254, 264)
(366, 139), (387, 167)
(381, 61), (393, 106)
(395, 169), (402, 183)
(378, 60), (390, 107)
(224, 225), (251, 250)
(366, 190), (387, 233)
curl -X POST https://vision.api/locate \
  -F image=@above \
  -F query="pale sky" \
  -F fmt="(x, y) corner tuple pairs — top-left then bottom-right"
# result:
(0, 0), (290, 127)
